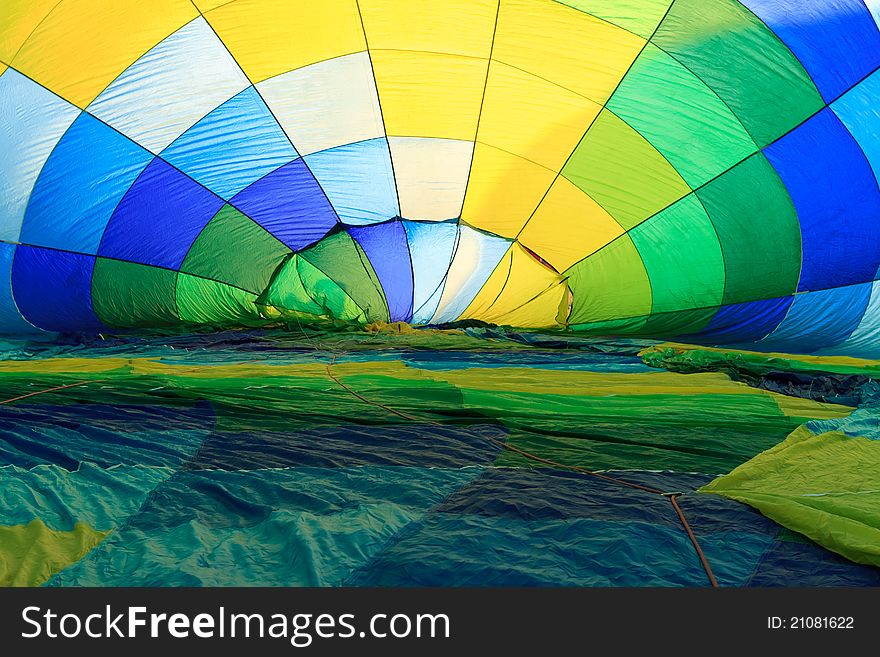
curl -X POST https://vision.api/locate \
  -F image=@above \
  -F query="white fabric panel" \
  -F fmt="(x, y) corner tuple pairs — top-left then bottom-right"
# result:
(389, 137), (474, 221)
(0, 69), (80, 242)
(431, 225), (511, 323)
(257, 52), (385, 156)
(87, 17), (249, 153)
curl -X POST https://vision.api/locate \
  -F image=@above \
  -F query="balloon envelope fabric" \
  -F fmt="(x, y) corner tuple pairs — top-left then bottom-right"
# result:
(1, 1), (880, 356)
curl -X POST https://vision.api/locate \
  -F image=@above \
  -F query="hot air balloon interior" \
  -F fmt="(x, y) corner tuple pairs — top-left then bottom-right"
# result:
(1, 0), (879, 586)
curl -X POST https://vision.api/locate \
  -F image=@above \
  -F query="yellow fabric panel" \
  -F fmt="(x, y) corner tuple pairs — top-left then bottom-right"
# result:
(203, 0), (366, 83)
(359, 0), (497, 58)
(432, 368), (761, 396)
(11, 0), (198, 108)
(773, 395), (853, 420)
(493, 0), (644, 103)
(0, 64), (7, 77)
(193, 0), (235, 11)
(0, 519), (109, 587)
(461, 143), (556, 238)
(518, 177), (625, 271)
(493, 282), (569, 328)
(372, 50), (487, 140)
(0, 0), (58, 62)
(462, 243), (563, 325)
(479, 61), (601, 171)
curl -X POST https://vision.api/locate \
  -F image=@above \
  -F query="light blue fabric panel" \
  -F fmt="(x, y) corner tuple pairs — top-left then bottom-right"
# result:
(404, 221), (459, 324)
(161, 86), (298, 200)
(304, 138), (399, 225)
(0, 69), (81, 243)
(816, 280), (880, 358)
(832, 69), (880, 199)
(758, 283), (872, 353)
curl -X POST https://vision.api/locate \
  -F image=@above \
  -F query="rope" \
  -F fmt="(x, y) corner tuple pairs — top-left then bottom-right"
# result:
(0, 379), (105, 405)
(669, 492), (719, 587)
(324, 358), (721, 587)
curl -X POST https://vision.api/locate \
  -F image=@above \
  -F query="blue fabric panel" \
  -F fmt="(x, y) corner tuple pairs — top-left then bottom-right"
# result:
(0, 402), (212, 470)
(19, 113), (153, 254)
(98, 158), (225, 269)
(832, 70), (880, 211)
(0, 243), (40, 334)
(348, 221), (413, 322)
(741, 0), (880, 101)
(50, 466), (479, 586)
(304, 138), (400, 225)
(11, 246), (104, 332)
(759, 284), (872, 352)
(764, 108), (880, 292)
(160, 86), (298, 200)
(231, 159), (338, 251)
(688, 296), (793, 344)
(189, 423), (505, 470)
(0, 462), (174, 532)
(404, 221), (458, 323)
(749, 536), (880, 586)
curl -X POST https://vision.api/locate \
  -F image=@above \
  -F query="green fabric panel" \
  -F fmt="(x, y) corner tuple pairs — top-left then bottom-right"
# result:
(701, 427), (880, 567)
(569, 315), (649, 333)
(566, 234), (651, 324)
(0, 519), (109, 586)
(630, 194), (724, 315)
(175, 273), (261, 325)
(556, 0), (673, 38)
(653, 0), (824, 148)
(562, 109), (691, 230)
(180, 204), (291, 294)
(469, 389), (798, 473)
(696, 153), (801, 305)
(639, 307), (718, 337)
(91, 258), (179, 328)
(641, 343), (880, 379)
(260, 254), (369, 322)
(299, 232), (390, 322)
(607, 43), (756, 188)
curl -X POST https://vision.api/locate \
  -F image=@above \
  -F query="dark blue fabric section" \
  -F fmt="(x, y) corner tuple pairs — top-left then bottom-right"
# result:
(687, 296), (793, 344)
(231, 158), (338, 251)
(11, 246), (104, 332)
(0, 402), (212, 469)
(748, 534), (880, 586)
(348, 221), (413, 322)
(438, 468), (684, 525)
(741, 0), (880, 101)
(351, 468), (880, 587)
(764, 108), (880, 292)
(189, 423), (505, 470)
(18, 113), (154, 255)
(98, 158), (225, 269)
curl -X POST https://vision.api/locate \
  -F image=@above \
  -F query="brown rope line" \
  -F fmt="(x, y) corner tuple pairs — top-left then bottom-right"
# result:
(669, 492), (720, 587)
(324, 357), (720, 587)
(0, 379), (105, 405)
